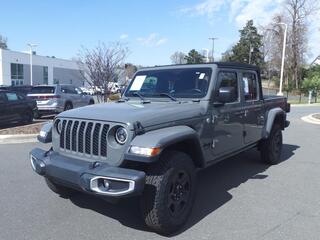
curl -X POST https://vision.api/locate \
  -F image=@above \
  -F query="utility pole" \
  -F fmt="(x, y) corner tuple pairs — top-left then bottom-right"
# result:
(27, 43), (38, 86)
(276, 23), (287, 96)
(208, 37), (218, 62)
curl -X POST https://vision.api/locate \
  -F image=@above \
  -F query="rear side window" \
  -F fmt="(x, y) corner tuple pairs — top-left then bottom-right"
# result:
(6, 92), (18, 101)
(216, 71), (239, 103)
(31, 86), (55, 94)
(242, 72), (258, 101)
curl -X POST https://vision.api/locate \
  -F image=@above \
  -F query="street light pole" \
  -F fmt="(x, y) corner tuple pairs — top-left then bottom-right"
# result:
(27, 43), (37, 86)
(208, 37), (218, 62)
(277, 23), (287, 96)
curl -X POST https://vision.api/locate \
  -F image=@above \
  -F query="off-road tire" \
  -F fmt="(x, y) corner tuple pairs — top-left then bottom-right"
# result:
(141, 150), (196, 235)
(260, 123), (283, 164)
(45, 177), (75, 197)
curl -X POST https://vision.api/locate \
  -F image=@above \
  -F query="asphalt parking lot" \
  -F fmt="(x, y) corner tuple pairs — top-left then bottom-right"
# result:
(0, 106), (319, 240)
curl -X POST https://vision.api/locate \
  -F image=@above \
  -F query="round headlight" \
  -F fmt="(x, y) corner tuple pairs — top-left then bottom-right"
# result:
(115, 127), (128, 144)
(55, 120), (63, 134)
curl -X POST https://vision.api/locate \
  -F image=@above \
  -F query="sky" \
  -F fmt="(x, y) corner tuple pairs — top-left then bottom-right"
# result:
(0, 0), (319, 66)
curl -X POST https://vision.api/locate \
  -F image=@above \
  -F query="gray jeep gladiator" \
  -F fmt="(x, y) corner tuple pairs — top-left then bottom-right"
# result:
(30, 63), (290, 234)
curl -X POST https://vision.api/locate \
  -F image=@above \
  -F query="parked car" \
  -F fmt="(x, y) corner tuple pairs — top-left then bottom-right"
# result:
(27, 84), (95, 118)
(0, 90), (37, 125)
(30, 63), (290, 234)
(0, 85), (33, 96)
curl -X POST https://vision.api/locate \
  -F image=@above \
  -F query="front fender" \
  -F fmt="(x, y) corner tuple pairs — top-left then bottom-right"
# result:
(124, 126), (204, 165)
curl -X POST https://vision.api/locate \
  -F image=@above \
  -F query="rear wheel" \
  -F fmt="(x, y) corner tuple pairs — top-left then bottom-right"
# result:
(141, 150), (196, 235)
(89, 99), (94, 105)
(22, 110), (33, 124)
(260, 123), (283, 164)
(64, 102), (73, 111)
(45, 177), (75, 197)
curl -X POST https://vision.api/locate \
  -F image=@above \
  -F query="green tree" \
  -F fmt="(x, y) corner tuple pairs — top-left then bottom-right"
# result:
(0, 35), (8, 49)
(184, 49), (204, 64)
(228, 20), (264, 66)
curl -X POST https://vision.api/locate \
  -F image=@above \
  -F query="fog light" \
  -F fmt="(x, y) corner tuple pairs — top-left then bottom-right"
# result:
(103, 179), (110, 189)
(129, 146), (161, 156)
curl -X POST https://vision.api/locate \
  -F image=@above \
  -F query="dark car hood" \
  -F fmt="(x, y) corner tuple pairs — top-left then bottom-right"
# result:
(58, 100), (206, 129)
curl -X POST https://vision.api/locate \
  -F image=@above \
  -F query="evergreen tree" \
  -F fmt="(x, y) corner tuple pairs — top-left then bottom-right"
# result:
(184, 49), (204, 64)
(228, 20), (264, 66)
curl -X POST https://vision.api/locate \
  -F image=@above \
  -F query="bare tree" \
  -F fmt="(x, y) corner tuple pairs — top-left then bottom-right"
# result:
(124, 63), (137, 85)
(77, 42), (128, 102)
(284, 0), (319, 88)
(0, 35), (8, 49)
(170, 51), (186, 64)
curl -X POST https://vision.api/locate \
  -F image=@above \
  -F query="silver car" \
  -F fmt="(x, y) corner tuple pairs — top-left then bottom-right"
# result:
(28, 84), (94, 118)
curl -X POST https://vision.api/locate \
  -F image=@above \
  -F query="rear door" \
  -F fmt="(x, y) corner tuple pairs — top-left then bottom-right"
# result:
(240, 71), (264, 144)
(5, 92), (25, 121)
(210, 70), (244, 158)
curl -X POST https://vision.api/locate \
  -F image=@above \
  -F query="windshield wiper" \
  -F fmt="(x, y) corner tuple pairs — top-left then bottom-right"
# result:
(133, 92), (150, 103)
(159, 93), (177, 101)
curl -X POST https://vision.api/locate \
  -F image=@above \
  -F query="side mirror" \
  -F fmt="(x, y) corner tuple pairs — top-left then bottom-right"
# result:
(37, 122), (53, 143)
(215, 87), (236, 105)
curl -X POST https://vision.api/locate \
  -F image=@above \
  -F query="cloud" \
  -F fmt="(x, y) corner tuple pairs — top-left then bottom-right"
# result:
(137, 33), (168, 47)
(179, 0), (225, 18)
(179, 0), (283, 27)
(119, 33), (128, 40)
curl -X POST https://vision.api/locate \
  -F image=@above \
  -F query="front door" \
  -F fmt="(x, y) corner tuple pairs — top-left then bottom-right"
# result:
(240, 71), (264, 144)
(210, 70), (244, 158)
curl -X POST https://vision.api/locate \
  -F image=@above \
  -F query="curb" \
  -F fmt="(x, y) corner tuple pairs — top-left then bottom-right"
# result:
(301, 114), (320, 125)
(291, 103), (320, 107)
(0, 134), (38, 144)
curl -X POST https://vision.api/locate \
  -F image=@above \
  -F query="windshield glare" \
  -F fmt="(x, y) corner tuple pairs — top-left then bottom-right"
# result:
(125, 67), (212, 99)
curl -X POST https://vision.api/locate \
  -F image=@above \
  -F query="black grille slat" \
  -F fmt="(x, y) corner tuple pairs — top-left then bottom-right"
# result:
(65, 121), (72, 150)
(78, 122), (86, 153)
(100, 124), (109, 157)
(85, 123), (93, 154)
(93, 123), (101, 156)
(71, 121), (79, 151)
(60, 120), (67, 148)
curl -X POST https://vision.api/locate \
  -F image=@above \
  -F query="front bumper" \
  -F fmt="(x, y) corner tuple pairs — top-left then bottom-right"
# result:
(30, 148), (145, 197)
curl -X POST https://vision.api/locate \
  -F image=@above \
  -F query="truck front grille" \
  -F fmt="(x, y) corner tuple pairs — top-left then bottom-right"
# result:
(59, 119), (109, 158)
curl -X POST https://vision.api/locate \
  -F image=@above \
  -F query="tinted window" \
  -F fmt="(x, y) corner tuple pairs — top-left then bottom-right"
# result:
(217, 71), (238, 103)
(125, 68), (212, 98)
(31, 86), (55, 94)
(242, 72), (258, 101)
(6, 92), (18, 101)
(61, 86), (77, 94)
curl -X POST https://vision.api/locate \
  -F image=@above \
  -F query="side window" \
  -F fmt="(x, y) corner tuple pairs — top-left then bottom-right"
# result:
(242, 72), (258, 101)
(5, 92), (18, 101)
(217, 71), (238, 103)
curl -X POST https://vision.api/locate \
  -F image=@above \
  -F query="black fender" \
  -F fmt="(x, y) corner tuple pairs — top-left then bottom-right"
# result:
(124, 126), (205, 167)
(262, 107), (287, 139)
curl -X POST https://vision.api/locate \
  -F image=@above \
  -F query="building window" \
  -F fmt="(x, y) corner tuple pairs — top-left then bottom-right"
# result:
(43, 66), (48, 85)
(11, 63), (24, 86)
(54, 78), (59, 84)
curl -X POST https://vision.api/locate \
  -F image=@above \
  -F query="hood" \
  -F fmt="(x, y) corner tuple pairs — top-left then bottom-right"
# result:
(58, 100), (206, 129)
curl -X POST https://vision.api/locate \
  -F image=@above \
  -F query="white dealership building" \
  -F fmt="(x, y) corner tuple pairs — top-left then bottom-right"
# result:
(0, 49), (85, 87)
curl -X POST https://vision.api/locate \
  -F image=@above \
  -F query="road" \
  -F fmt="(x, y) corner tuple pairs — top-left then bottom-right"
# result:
(0, 106), (319, 240)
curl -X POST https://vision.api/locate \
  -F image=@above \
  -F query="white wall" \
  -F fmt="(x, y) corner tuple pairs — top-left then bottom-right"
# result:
(0, 49), (83, 86)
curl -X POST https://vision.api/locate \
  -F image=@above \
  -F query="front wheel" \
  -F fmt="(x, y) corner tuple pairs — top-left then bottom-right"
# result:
(260, 123), (283, 164)
(141, 150), (196, 235)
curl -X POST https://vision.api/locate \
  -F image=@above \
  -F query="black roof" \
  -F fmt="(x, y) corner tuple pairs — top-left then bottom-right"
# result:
(146, 62), (260, 70)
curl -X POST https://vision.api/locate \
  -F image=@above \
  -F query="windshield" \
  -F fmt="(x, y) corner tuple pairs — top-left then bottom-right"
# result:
(125, 67), (212, 99)
(30, 86), (55, 94)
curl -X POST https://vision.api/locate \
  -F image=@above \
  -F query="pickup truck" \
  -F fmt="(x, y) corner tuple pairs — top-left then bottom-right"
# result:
(30, 63), (290, 234)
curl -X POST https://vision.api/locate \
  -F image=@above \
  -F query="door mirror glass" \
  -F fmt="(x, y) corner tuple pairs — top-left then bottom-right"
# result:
(217, 87), (237, 103)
